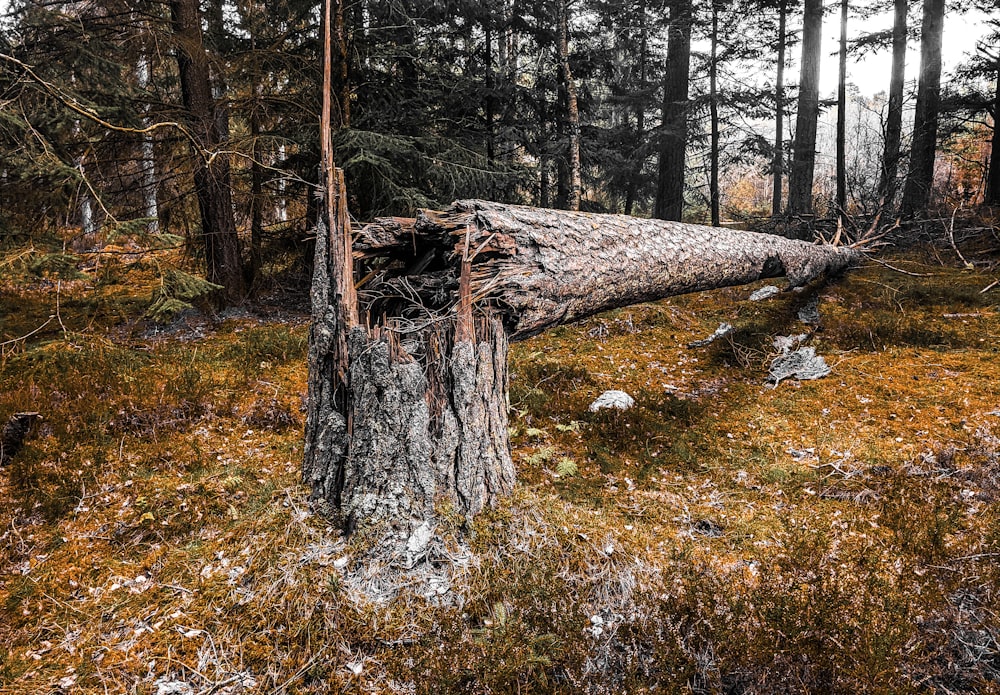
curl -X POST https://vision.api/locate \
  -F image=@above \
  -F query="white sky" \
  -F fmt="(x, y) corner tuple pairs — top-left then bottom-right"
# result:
(817, 8), (993, 97)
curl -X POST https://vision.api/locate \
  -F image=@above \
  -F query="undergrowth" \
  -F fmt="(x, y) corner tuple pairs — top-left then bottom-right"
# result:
(2, 236), (1000, 693)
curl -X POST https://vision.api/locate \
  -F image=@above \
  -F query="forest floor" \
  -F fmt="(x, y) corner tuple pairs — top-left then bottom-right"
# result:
(1, 230), (1000, 693)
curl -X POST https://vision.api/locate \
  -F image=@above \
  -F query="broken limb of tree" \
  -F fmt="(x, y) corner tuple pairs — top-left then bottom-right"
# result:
(305, 189), (861, 533)
(354, 200), (860, 341)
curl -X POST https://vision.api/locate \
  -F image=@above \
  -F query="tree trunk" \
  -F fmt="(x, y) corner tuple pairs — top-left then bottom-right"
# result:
(170, 0), (244, 303)
(624, 0), (648, 217)
(249, 80), (264, 288)
(772, 0), (787, 218)
(900, 0), (945, 218)
(303, 0), (358, 519)
(985, 61), (1000, 206)
(557, 0), (582, 211)
(305, 316), (515, 532)
(877, 0), (907, 215)
(836, 0), (848, 218)
(305, 198), (859, 531)
(307, 197), (858, 531)
(77, 156), (95, 236)
(136, 55), (159, 234)
(787, 0), (823, 228)
(485, 10), (496, 170)
(709, 2), (721, 227)
(358, 201), (860, 341)
(334, 0), (351, 129)
(654, 0), (692, 221)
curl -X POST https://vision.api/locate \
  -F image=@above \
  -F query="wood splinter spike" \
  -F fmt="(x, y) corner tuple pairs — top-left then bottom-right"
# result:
(307, 194), (861, 532)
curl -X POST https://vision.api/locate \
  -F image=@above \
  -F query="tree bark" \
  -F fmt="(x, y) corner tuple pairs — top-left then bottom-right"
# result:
(307, 198), (859, 531)
(136, 55), (159, 234)
(772, 0), (787, 218)
(787, 0), (823, 228)
(900, 0), (945, 218)
(654, 0), (692, 221)
(557, 0), (582, 211)
(877, 0), (907, 215)
(624, 0), (648, 217)
(306, 318), (514, 532)
(359, 201), (860, 341)
(334, 0), (351, 129)
(170, 0), (244, 303)
(709, 2), (721, 228)
(249, 80), (264, 288)
(485, 9), (496, 171)
(986, 60), (1000, 207)
(302, 0), (358, 512)
(836, 0), (848, 218)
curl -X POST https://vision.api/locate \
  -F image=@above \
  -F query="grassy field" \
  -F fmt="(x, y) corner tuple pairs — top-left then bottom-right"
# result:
(1, 232), (999, 693)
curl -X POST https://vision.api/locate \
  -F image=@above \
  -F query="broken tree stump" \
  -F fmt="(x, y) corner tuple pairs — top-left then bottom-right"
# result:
(305, 188), (860, 533)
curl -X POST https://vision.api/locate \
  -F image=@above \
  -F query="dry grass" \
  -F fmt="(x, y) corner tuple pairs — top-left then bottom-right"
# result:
(3, 231), (1000, 693)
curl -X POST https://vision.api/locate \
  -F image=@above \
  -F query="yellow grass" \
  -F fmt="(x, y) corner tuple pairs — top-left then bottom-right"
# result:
(2, 235), (1000, 693)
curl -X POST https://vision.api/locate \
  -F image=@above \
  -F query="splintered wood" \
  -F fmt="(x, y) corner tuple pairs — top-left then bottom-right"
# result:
(354, 200), (860, 341)
(307, 192), (859, 531)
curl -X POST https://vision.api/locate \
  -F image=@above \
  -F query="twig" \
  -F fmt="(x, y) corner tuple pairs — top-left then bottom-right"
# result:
(268, 648), (328, 694)
(981, 279), (999, 294)
(56, 281), (68, 336)
(864, 256), (933, 277)
(945, 205), (974, 269)
(0, 52), (200, 152)
(0, 315), (55, 348)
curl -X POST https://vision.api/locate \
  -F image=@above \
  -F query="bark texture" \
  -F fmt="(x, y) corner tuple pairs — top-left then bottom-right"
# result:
(557, 0), (582, 211)
(303, 270), (514, 531)
(308, 196), (859, 531)
(877, 0), (907, 214)
(654, 0), (692, 221)
(987, 63), (1000, 207)
(835, 0), (848, 217)
(709, 3), (721, 228)
(900, 0), (945, 218)
(357, 201), (860, 342)
(171, 0), (244, 303)
(787, 0), (823, 225)
(330, 321), (513, 531)
(772, 0), (787, 218)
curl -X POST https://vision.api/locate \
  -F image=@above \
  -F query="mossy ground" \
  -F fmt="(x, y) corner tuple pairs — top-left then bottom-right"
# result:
(2, 232), (1000, 693)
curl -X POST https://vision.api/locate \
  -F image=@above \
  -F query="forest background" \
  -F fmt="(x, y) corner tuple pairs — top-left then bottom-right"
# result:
(3, 1), (1000, 693)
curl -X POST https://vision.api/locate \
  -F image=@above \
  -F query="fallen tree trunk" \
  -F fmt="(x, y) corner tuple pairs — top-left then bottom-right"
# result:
(355, 200), (859, 341)
(306, 188), (860, 534)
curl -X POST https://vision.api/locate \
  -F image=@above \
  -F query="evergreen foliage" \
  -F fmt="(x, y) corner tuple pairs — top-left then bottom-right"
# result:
(0, 0), (997, 285)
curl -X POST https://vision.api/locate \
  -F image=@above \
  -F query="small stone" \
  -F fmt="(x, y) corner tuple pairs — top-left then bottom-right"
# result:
(769, 346), (830, 385)
(688, 322), (734, 348)
(749, 285), (781, 301)
(155, 680), (193, 695)
(588, 390), (635, 412)
(406, 520), (435, 555)
(797, 297), (821, 325)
